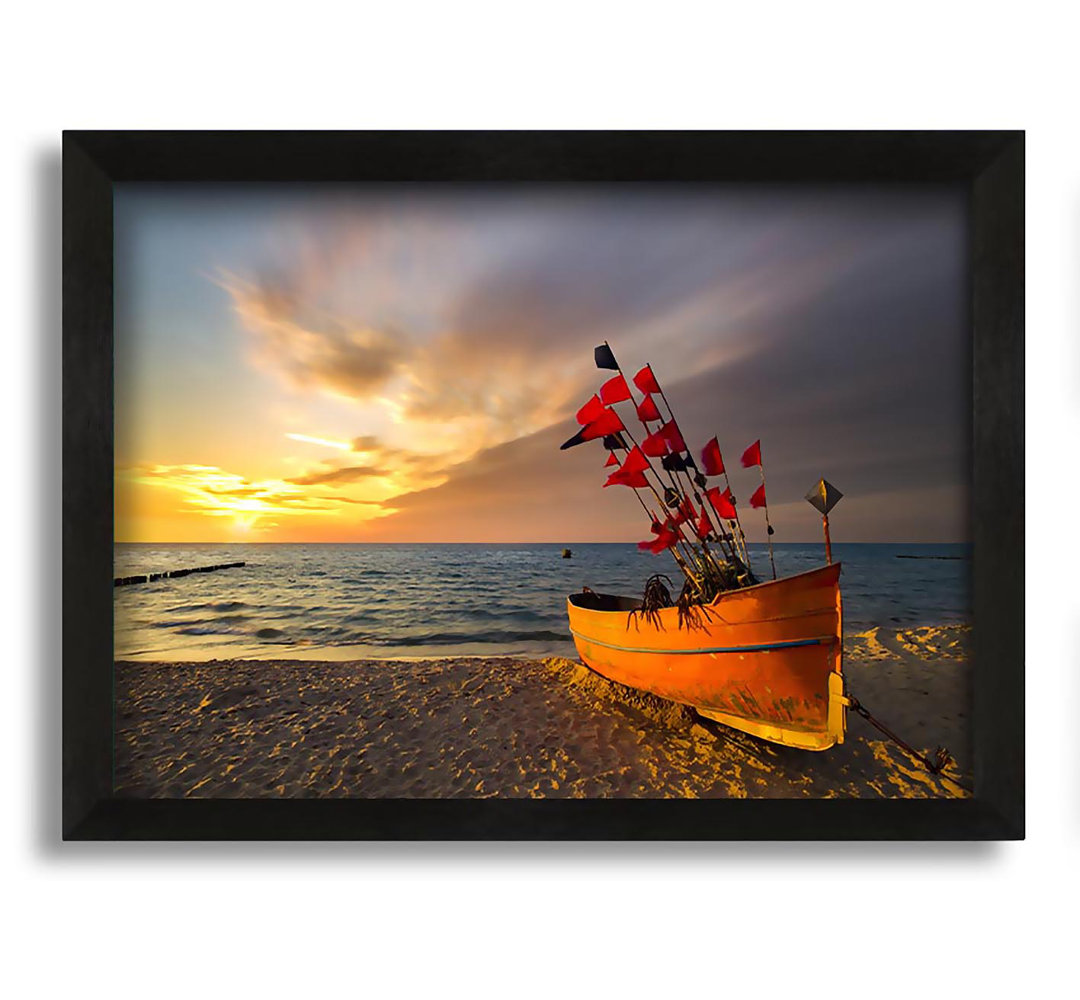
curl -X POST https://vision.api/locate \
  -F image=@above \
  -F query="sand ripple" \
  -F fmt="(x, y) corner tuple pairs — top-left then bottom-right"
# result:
(116, 637), (971, 800)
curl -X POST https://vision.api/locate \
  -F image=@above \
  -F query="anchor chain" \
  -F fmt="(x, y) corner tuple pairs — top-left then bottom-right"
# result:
(846, 693), (971, 793)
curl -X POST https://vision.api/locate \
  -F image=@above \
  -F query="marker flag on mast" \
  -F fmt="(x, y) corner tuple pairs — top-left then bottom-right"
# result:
(741, 440), (762, 468)
(701, 437), (725, 476)
(638, 526), (679, 554)
(594, 344), (619, 370)
(620, 446), (650, 474)
(603, 445), (650, 487)
(604, 452), (619, 467)
(706, 486), (737, 520)
(636, 394), (661, 423)
(749, 483), (767, 509)
(606, 466), (650, 489)
(633, 365), (662, 395)
(641, 428), (670, 457)
(661, 453), (688, 473)
(600, 373), (632, 405)
(560, 407), (625, 449)
(661, 420), (686, 453)
(576, 394), (605, 425)
(695, 505), (713, 539)
(602, 433), (627, 451)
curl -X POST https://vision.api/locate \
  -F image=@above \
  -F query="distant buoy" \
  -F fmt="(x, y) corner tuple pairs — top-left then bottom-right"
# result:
(562, 548), (573, 559)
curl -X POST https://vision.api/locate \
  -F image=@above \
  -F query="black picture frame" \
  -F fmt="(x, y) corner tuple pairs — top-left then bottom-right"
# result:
(63, 131), (1023, 840)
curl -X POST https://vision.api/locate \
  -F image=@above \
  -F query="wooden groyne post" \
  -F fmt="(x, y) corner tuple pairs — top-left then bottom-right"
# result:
(114, 561), (246, 587)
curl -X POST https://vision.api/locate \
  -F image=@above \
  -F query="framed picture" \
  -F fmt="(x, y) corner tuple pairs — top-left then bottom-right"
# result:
(63, 131), (1022, 839)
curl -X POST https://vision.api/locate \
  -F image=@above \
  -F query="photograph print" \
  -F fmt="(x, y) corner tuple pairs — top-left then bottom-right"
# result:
(112, 181), (972, 801)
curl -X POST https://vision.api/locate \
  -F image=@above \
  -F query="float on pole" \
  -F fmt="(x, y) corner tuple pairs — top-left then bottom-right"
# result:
(804, 478), (844, 565)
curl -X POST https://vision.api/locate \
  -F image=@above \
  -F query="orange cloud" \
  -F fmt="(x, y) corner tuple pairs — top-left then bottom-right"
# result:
(287, 464), (385, 486)
(118, 462), (392, 533)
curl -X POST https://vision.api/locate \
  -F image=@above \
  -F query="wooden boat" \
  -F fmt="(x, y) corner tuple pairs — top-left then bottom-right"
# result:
(566, 563), (846, 750)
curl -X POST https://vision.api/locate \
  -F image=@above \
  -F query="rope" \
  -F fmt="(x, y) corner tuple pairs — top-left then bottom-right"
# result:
(847, 693), (973, 796)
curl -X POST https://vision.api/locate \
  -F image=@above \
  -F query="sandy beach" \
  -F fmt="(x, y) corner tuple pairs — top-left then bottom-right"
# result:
(114, 622), (971, 799)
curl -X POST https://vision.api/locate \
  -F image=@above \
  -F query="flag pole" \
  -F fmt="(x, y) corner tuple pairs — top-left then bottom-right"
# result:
(609, 432), (705, 576)
(596, 344), (729, 592)
(758, 463), (777, 580)
(719, 457), (751, 567)
(803, 478), (842, 566)
(630, 358), (741, 567)
(601, 345), (726, 573)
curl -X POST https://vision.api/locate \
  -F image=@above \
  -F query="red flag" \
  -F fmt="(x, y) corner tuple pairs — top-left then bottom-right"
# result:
(603, 445), (650, 488)
(749, 483), (767, 509)
(559, 407), (625, 449)
(695, 506), (712, 539)
(604, 452), (619, 467)
(633, 365), (661, 395)
(583, 407), (625, 440)
(641, 428), (669, 457)
(600, 373), (632, 405)
(605, 465), (649, 489)
(576, 394), (605, 425)
(701, 437), (725, 476)
(741, 440), (762, 468)
(636, 394), (661, 423)
(654, 527), (680, 553)
(638, 526), (679, 553)
(661, 420), (686, 453)
(707, 486), (737, 520)
(620, 445), (649, 474)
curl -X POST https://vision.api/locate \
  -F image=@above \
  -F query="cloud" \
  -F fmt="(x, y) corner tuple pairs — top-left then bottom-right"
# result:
(354, 191), (969, 543)
(316, 495), (383, 505)
(221, 273), (411, 400)
(287, 464), (386, 486)
(198, 186), (968, 541)
(118, 462), (392, 530)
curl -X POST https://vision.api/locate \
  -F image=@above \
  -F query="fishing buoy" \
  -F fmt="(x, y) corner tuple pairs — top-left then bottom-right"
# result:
(562, 548), (573, 559)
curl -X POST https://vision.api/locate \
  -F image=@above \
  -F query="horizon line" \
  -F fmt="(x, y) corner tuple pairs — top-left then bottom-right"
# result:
(114, 539), (972, 546)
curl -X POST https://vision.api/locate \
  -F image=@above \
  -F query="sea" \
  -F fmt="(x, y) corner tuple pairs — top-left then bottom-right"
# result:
(113, 543), (972, 662)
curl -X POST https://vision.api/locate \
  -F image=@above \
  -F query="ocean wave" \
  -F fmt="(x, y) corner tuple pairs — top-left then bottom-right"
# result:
(153, 614), (251, 629)
(364, 629), (571, 647)
(176, 625), (248, 636)
(161, 600), (250, 614)
(255, 627), (288, 640)
(116, 542), (971, 660)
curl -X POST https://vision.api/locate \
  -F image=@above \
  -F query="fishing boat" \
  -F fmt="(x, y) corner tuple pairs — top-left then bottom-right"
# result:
(561, 342), (849, 750)
(567, 563), (846, 751)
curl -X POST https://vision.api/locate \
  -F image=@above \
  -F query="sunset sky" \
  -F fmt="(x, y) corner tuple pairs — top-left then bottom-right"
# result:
(114, 184), (969, 544)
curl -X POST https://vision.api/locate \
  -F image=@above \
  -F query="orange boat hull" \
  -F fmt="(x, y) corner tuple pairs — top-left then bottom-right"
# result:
(566, 563), (846, 750)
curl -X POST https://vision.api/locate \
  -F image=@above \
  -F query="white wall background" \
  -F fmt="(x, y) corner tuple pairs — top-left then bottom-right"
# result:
(4, 3), (1074, 997)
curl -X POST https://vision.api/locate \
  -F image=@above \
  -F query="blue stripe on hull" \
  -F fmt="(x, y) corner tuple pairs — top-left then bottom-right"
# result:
(569, 631), (829, 656)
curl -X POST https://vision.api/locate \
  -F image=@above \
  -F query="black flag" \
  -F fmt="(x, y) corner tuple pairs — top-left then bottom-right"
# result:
(560, 428), (588, 450)
(602, 433), (628, 451)
(661, 453), (688, 473)
(594, 343), (619, 370)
